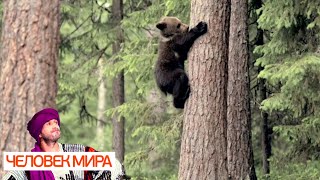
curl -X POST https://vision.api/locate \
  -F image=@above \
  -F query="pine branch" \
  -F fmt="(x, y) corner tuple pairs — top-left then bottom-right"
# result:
(95, 0), (112, 13)
(62, 15), (92, 44)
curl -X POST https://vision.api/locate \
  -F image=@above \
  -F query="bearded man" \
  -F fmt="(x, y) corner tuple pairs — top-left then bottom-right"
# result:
(3, 108), (130, 180)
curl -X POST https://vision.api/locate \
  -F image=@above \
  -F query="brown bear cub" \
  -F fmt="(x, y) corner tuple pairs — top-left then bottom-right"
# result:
(155, 17), (208, 109)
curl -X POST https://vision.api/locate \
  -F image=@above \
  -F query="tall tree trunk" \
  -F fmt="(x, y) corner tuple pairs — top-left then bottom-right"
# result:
(178, 0), (230, 179)
(251, 0), (271, 176)
(227, 0), (257, 179)
(111, 0), (125, 163)
(259, 65), (271, 177)
(97, 58), (106, 150)
(0, 0), (60, 175)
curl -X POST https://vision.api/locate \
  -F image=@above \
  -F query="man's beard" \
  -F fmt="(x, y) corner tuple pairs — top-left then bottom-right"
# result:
(42, 131), (60, 143)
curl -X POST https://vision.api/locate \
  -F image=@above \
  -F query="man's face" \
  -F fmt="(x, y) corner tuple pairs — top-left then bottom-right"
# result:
(39, 119), (60, 143)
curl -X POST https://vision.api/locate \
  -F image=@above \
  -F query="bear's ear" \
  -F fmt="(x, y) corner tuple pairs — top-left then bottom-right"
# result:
(156, 22), (167, 30)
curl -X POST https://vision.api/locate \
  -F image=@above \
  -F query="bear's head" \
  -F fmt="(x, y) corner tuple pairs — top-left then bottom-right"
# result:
(156, 17), (189, 39)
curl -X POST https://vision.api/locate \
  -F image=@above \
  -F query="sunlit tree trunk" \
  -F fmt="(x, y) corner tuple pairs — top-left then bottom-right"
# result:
(96, 58), (106, 150)
(227, 0), (257, 179)
(0, 0), (60, 176)
(178, 0), (230, 179)
(111, 0), (125, 163)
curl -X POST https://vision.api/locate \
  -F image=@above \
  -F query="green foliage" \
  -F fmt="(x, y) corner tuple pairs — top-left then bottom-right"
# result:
(59, 0), (114, 111)
(256, 160), (320, 180)
(254, 0), (320, 178)
(259, 55), (320, 115)
(0, 0), (319, 178)
(58, 0), (190, 179)
(57, 0), (320, 179)
(107, 0), (190, 178)
(123, 112), (182, 179)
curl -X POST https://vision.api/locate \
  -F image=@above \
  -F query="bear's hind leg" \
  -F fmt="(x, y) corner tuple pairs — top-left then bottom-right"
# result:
(172, 73), (190, 109)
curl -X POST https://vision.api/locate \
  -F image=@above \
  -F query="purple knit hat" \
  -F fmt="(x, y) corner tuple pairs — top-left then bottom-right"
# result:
(27, 108), (60, 143)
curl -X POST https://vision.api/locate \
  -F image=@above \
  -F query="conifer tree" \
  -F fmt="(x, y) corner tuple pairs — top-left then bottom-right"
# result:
(256, 0), (320, 177)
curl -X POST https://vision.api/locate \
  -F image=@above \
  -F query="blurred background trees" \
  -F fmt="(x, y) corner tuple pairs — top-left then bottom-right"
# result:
(0, 0), (320, 179)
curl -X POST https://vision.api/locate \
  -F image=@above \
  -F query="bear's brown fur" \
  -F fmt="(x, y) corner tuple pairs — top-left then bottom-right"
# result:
(155, 17), (208, 108)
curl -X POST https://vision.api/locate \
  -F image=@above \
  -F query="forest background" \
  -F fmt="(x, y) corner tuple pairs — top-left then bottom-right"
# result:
(0, 0), (320, 179)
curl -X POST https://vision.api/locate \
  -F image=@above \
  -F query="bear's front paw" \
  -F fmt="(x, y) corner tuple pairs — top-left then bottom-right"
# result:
(195, 21), (208, 34)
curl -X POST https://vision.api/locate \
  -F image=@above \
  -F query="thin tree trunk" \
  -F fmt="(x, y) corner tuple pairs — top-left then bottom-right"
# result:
(256, 29), (271, 176)
(227, 0), (257, 179)
(0, 0), (60, 175)
(178, 0), (230, 179)
(259, 73), (271, 176)
(257, 17), (271, 179)
(111, 0), (125, 163)
(97, 58), (106, 150)
(251, 0), (272, 175)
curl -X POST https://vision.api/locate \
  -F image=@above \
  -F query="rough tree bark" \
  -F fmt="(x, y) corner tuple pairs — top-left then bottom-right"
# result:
(0, 0), (60, 176)
(178, 0), (230, 179)
(111, 0), (125, 163)
(227, 0), (257, 179)
(179, 0), (257, 179)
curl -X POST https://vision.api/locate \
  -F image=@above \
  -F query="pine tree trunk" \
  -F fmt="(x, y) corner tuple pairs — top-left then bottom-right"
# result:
(251, 0), (272, 176)
(256, 31), (271, 176)
(178, 0), (230, 179)
(97, 58), (106, 150)
(256, 15), (271, 179)
(0, 0), (60, 175)
(259, 73), (271, 176)
(227, 0), (257, 179)
(111, 0), (125, 163)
